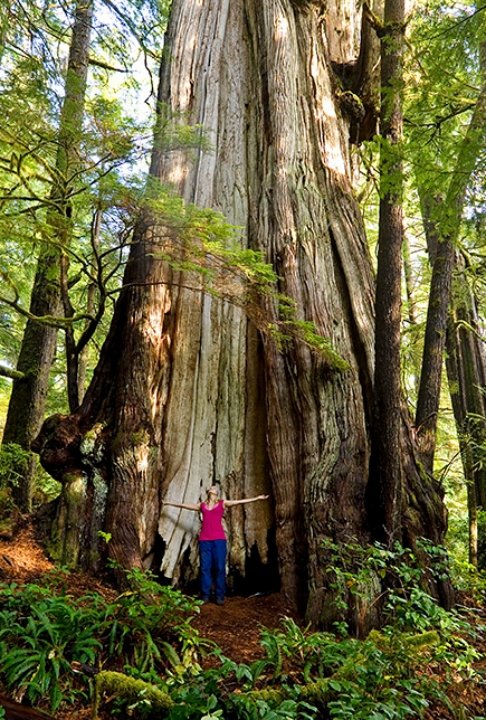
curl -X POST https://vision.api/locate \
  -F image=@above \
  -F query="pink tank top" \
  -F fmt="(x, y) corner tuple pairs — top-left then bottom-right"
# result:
(199, 501), (226, 541)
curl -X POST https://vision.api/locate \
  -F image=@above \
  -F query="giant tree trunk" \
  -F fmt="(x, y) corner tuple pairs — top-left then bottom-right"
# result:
(34, 0), (451, 628)
(2, 0), (93, 511)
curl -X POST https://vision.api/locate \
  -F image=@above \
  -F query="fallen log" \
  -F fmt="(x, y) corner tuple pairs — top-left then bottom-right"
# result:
(92, 670), (174, 720)
(0, 693), (54, 720)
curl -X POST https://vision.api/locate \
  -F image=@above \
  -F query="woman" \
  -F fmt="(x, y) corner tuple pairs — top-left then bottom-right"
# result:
(163, 485), (269, 604)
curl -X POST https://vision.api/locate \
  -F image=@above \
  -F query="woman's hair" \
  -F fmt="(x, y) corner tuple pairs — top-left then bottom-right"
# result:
(206, 485), (220, 497)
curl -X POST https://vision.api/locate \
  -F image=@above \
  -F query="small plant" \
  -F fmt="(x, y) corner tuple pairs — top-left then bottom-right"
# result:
(0, 443), (31, 489)
(0, 583), (102, 710)
(0, 570), (205, 711)
(97, 530), (112, 544)
(103, 567), (203, 673)
(0, 550), (481, 719)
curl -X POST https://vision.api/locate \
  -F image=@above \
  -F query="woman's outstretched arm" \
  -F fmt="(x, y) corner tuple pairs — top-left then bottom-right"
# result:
(224, 495), (269, 508)
(163, 500), (200, 511)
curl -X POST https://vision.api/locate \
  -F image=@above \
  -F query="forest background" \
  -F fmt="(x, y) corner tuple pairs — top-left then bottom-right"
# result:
(0, 0), (485, 718)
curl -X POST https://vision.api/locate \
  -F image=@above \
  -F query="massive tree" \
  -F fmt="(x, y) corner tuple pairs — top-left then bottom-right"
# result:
(33, 0), (451, 628)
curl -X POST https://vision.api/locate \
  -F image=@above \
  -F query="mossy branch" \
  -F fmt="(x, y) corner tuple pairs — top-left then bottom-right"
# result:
(0, 364), (24, 380)
(367, 628), (440, 650)
(92, 670), (174, 720)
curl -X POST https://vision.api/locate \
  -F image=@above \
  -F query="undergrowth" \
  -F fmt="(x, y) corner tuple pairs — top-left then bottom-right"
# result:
(0, 543), (483, 719)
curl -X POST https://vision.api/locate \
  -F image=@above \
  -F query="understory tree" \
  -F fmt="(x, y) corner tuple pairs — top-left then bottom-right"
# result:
(33, 0), (453, 628)
(2, 0), (94, 511)
(1, 0), (162, 510)
(408, 6), (486, 566)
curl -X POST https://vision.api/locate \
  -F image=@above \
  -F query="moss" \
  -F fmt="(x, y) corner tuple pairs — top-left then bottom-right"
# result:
(0, 486), (13, 513)
(0, 516), (15, 538)
(111, 429), (151, 455)
(298, 679), (332, 703)
(130, 430), (150, 446)
(336, 90), (366, 121)
(239, 679), (331, 712)
(92, 670), (174, 719)
(240, 687), (287, 704)
(56, 473), (87, 568)
(92, 472), (108, 526)
(367, 628), (440, 651)
(80, 423), (105, 461)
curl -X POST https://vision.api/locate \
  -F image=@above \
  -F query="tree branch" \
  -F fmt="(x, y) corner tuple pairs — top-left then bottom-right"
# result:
(0, 364), (24, 380)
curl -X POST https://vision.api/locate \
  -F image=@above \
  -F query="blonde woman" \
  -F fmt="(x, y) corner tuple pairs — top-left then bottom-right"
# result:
(163, 485), (269, 604)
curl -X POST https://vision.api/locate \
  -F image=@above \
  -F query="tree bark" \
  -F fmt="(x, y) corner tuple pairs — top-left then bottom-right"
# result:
(368, 0), (406, 543)
(2, 0), (94, 511)
(421, 203), (486, 567)
(34, 0), (452, 628)
(415, 76), (486, 473)
(415, 53), (486, 563)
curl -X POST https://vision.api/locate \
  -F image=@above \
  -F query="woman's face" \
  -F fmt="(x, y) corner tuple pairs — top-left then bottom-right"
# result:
(207, 486), (219, 500)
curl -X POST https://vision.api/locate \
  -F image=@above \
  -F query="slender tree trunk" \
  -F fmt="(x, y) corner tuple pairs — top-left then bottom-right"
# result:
(2, 0), (93, 510)
(445, 294), (483, 568)
(368, 0), (406, 543)
(76, 208), (101, 403)
(34, 0), (452, 628)
(415, 76), (486, 473)
(0, 3), (9, 68)
(421, 199), (486, 567)
(403, 234), (418, 327)
(416, 46), (486, 562)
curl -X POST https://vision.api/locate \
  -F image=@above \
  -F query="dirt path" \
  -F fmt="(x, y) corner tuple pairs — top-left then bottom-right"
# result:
(0, 523), (297, 665)
(192, 592), (298, 663)
(1, 522), (484, 720)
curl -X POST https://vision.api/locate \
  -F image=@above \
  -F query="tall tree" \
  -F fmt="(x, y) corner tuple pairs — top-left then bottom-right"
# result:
(368, 0), (406, 542)
(34, 0), (452, 628)
(2, 0), (94, 510)
(446, 253), (486, 567)
(413, 17), (486, 476)
(407, 8), (486, 564)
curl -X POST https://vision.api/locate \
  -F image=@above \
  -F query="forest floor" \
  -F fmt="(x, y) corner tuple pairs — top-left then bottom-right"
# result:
(0, 522), (485, 720)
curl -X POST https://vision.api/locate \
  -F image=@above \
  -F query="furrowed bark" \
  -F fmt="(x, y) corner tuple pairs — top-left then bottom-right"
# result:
(33, 0), (453, 627)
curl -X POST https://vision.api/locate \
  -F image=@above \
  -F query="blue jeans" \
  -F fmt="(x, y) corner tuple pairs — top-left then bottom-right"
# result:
(199, 539), (227, 600)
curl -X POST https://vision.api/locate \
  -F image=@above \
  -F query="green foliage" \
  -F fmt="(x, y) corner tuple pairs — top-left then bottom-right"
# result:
(0, 0), (166, 411)
(103, 567), (203, 674)
(0, 545), (482, 720)
(406, 0), (484, 209)
(447, 509), (486, 602)
(0, 442), (31, 489)
(193, 616), (445, 720)
(142, 183), (349, 367)
(320, 538), (455, 630)
(0, 568), (202, 711)
(0, 582), (101, 710)
(0, 443), (61, 509)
